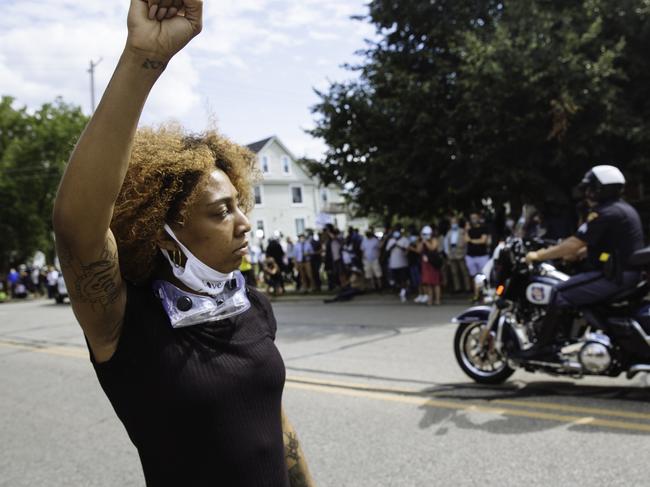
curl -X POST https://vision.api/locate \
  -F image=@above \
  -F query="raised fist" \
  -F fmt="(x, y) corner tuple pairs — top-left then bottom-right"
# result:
(146, 0), (185, 20)
(126, 0), (203, 61)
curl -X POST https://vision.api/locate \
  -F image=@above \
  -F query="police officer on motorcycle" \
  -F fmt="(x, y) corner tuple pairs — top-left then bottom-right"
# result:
(517, 165), (644, 362)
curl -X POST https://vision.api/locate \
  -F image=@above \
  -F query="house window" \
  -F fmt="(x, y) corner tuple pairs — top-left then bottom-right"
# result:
(320, 188), (328, 204)
(295, 218), (306, 236)
(291, 186), (303, 204)
(281, 155), (291, 174)
(256, 220), (265, 239)
(254, 186), (263, 206)
(261, 155), (270, 174)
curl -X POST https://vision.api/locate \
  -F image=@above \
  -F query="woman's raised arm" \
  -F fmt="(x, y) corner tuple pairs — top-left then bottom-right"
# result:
(52, 0), (203, 362)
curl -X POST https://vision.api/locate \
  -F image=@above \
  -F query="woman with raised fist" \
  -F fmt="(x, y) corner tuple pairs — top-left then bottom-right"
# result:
(53, 1), (315, 485)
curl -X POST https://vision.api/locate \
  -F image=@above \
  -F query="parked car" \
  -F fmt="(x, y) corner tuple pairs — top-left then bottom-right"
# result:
(54, 276), (68, 304)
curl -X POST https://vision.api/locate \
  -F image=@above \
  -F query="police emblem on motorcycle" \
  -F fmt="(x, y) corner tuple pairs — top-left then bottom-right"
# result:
(526, 283), (553, 305)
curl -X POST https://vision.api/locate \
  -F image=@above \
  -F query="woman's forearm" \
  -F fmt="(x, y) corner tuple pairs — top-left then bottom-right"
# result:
(282, 412), (316, 487)
(53, 48), (165, 243)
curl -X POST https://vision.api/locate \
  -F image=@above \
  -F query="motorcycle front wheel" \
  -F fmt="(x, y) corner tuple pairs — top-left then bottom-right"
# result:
(454, 321), (515, 384)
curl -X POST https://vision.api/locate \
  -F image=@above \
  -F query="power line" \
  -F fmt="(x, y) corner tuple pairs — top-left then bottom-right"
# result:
(88, 58), (103, 113)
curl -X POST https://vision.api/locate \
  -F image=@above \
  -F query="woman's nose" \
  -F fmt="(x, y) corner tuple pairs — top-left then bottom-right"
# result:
(236, 209), (251, 235)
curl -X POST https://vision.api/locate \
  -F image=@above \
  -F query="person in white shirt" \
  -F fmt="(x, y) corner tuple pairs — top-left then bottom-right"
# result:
(293, 234), (315, 293)
(46, 266), (60, 299)
(386, 227), (410, 302)
(361, 229), (382, 290)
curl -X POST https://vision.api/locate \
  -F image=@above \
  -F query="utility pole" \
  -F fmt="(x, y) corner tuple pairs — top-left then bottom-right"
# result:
(87, 58), (102, 113)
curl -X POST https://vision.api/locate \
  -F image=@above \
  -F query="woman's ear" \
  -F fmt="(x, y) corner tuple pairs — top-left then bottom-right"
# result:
(156, 228), (177, 253)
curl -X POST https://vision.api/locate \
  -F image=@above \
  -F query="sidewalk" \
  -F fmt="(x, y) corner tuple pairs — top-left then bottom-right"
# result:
(0, 294), (51, 305)
(262, 288), (476, 306)
(0, 287), (478, 307)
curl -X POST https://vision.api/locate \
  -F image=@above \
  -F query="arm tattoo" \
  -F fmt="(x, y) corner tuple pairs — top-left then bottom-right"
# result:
(142, 58), (167, 70)
(59, 241), (121, 312)
(288, 465), (309, 487)
(284, 431), (310, 487)
(284, 432), (301, 463)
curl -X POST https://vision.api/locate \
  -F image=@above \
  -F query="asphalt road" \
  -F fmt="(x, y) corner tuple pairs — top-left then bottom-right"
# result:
(1, 294), (649, 487)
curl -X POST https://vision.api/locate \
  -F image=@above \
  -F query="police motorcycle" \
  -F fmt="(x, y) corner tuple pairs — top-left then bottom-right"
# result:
(452, 237), (650, 384)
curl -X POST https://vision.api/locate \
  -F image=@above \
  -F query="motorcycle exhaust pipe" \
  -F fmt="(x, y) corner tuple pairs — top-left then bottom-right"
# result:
(627, 364), (650, 379)
(559, 361), (583, 377)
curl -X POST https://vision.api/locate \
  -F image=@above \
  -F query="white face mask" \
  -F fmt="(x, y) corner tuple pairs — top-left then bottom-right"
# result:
(160, 224), (234, 297)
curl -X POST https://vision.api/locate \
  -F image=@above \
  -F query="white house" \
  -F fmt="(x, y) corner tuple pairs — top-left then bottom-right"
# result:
(245, 136), (366, 241)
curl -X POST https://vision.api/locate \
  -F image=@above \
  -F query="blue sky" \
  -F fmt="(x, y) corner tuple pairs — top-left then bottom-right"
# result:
(0, 0), (375, 158)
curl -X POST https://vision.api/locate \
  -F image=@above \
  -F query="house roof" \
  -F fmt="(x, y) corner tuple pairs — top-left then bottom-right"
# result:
(246, 135), (298, 162)
(246, 135), (313, 181)
(246, 137), (274, 154)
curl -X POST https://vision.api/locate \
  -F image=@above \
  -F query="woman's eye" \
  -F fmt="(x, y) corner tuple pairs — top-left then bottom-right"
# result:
(213, 207), (230, 218)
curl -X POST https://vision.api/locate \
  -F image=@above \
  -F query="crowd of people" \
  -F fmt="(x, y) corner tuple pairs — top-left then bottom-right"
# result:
(242, 212), (500, 305)
(1, 209), (548, 307)
(0, 264), (62, 302)
(1, 208), (552, 307)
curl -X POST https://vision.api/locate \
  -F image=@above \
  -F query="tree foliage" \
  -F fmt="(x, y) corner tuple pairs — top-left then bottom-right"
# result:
(0, 96), (88, 270)
(309, 0), (650, 219)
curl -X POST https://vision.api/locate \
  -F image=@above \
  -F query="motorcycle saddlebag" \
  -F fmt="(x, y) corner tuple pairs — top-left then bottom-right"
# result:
(607, 307), (650, 361)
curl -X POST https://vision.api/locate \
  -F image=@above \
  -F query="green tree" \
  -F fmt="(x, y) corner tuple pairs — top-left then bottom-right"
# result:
(0, 96), (88, 271)
(309, 0), (650, 221)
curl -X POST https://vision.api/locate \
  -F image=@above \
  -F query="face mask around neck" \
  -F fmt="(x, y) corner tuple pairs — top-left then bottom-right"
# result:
(160, 224), (234, 297)
(157, 224), (250, 327)
(153, 274), (250, 329)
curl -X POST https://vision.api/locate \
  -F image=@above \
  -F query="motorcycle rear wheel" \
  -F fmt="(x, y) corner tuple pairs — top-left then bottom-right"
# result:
(454, 321), (515, 384)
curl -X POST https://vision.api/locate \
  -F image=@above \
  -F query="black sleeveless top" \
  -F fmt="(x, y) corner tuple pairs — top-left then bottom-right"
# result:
(88, 281), (289, 487)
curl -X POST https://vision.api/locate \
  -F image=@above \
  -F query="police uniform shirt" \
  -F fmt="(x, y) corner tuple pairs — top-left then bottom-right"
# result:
(575, 199), (644, 270)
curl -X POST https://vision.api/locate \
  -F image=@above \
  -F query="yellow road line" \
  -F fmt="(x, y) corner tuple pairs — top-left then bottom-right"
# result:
(492, 398), (650, 422)
(2, 339), (649, 432)
(285, 382), (650, 433)
(286, 374), (432, 394)
(0, 340), (88, 359)
(287, 374), (650, 422)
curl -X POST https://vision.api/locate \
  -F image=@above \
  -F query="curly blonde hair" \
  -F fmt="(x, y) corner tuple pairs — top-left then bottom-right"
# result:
(111, 125), (260, 283)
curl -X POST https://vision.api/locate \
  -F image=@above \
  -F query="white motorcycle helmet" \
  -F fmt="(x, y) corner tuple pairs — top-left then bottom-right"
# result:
(578, 165), (626, 202)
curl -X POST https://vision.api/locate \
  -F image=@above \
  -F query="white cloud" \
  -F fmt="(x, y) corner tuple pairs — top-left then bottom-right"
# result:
(0, 0), (374, 158)
(193, 0), (371, 65)
(0, 19), (125, 112)
(309, 31), (341, 41)
(142, 52), (202, 127)
(0, 1), (204, 124)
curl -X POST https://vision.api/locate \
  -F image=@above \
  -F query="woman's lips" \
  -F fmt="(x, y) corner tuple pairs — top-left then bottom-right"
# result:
(233, 243), (249, 256)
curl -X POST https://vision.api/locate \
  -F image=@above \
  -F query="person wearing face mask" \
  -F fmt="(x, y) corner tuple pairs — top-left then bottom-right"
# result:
(51, 2), (315, 486)
(516, 165), (644, 362)
(386, 226), (411, 302)
(417, 225), (442, 305)
(443, 216), (471, 293)
(361, 229), (383, 291)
